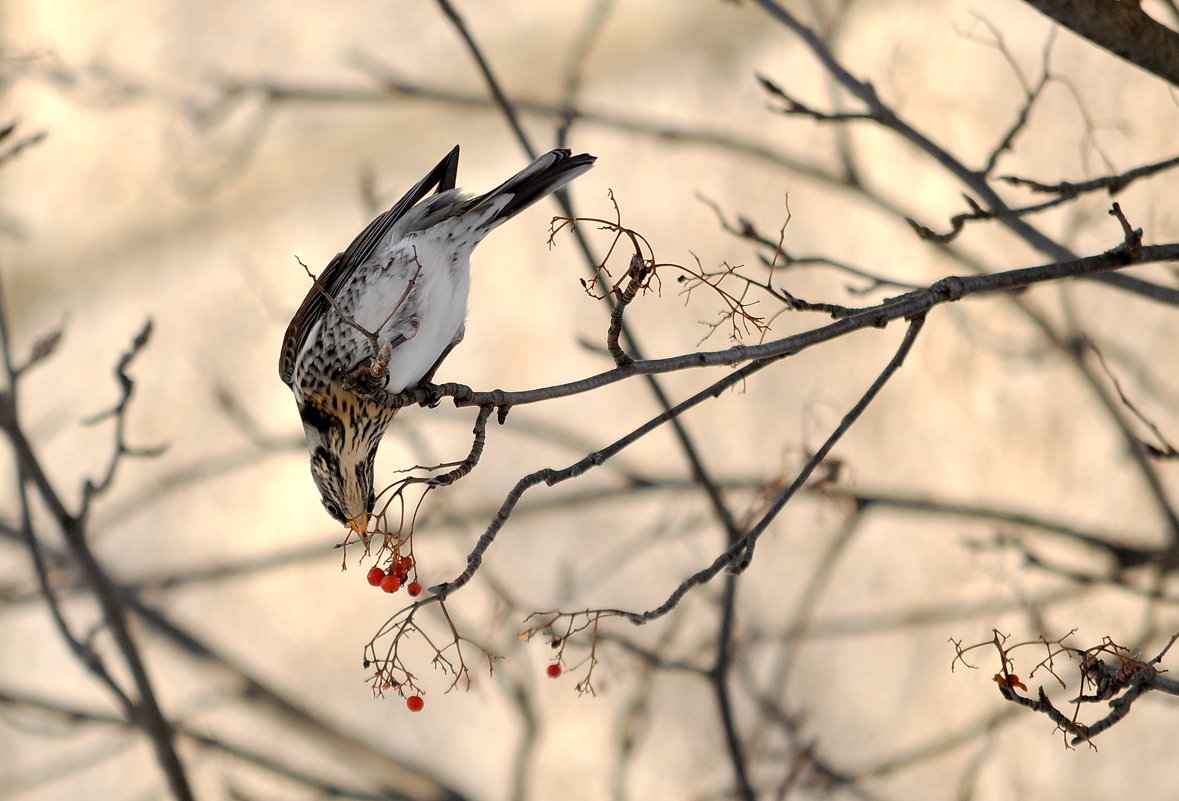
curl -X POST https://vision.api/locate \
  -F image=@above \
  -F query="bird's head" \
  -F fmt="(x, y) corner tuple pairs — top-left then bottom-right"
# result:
(298, 396), (389, 538)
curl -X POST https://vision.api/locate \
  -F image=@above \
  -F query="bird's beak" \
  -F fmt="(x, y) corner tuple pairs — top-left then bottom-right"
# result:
(349, 512), (370, 539)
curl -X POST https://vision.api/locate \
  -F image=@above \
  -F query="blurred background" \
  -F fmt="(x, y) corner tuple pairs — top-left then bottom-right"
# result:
(2, 1), (1178, 799)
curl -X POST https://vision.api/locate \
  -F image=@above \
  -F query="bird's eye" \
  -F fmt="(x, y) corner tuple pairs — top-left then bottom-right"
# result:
(321, 498), (346, 524)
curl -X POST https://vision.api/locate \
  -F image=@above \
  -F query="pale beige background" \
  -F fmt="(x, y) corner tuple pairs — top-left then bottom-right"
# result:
(2, 1), (1178, 800)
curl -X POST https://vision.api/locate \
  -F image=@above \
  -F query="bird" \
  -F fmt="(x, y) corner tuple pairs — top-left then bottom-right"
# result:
(279, 145), (596, 537)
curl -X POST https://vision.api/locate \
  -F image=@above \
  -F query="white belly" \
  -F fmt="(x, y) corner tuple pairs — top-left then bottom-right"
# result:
(352, 236), (472, 393)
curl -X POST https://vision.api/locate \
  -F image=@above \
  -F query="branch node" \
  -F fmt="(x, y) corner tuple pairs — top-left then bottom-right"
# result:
(931, 276), (966, 302)
(1108, 202), (1143, 261)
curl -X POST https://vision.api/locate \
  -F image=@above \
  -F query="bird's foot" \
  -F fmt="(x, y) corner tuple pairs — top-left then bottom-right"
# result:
(415, 382), (444, 409)
(344, 376), (476, 410)
(411, 381), (477, 408)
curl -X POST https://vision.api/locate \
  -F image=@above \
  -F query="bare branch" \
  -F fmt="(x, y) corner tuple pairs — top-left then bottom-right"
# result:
(1088, 341), (1178, 460)
(79, 320), (167, 517)
(372, 238), (1178, 415)
(0, 120), (47, 168)
(1022, 0), (1179, 88)
(999, 152), (1179, 197)
(964, 630), (1179, 745)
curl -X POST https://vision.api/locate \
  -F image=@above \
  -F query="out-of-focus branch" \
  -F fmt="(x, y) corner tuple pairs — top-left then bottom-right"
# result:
(0, 687), (406, 801)
(999, 153), (1179, 199)
(752, 0), (1179, 308)
(0, 120), (47, 168)
(0, 280), (194, 801)
(0, 515), (470, 800)
(713, 567), (756, 801)
(698, 192), (923, 295)
(1022, 0), (1179, 88)
(77, 321), (166, 517)
(751, 1), (1179, 573)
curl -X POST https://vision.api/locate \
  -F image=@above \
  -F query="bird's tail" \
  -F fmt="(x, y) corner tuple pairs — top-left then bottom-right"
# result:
(470, 149), (596, 228)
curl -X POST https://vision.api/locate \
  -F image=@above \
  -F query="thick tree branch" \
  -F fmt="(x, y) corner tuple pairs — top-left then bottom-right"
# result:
(1022, 0), (1179, 88)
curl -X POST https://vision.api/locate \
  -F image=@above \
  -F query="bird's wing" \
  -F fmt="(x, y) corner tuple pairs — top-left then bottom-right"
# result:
(279, 145), (461, 385)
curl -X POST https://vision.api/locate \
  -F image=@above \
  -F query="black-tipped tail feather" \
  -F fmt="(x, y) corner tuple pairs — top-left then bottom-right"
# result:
(471, 149), (596, 227)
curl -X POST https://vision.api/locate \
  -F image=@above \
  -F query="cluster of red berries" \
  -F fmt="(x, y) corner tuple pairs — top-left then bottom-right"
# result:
(365, 555), (422, 597)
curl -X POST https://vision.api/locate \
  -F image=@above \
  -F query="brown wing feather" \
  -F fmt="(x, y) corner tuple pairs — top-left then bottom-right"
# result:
(278, 145), (461, 385)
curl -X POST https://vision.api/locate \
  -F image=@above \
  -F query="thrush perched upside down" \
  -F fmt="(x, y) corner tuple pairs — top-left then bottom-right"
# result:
(279, 146), (596, 537)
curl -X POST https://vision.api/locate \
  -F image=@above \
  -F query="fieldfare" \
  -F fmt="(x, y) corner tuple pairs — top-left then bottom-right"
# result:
(279, 146), (595, 536)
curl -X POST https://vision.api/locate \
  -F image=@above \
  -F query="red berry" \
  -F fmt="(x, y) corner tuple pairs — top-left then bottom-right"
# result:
(380, 574), (402, 593)
(407, 581), (422, 597)
(406, 695), (425, 712)
(393, 567), (409, 582)
(546, 664), (562, 678)
(399, 555), (414, 571)
(366, 567), (385, 587)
